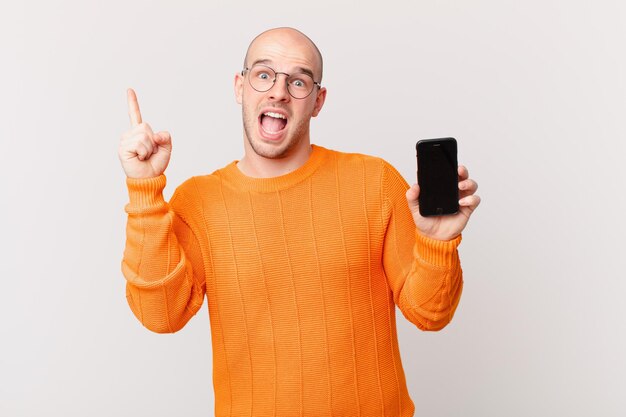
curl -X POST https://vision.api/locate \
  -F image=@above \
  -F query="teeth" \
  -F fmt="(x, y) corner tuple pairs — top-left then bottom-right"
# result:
(263, 112), (286, 119)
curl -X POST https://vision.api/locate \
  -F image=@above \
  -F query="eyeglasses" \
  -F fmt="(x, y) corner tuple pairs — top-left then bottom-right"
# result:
(241, 64), (321, 99)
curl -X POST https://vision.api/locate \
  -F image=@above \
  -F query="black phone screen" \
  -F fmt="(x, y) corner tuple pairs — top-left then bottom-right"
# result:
(416, 138), (459, 216)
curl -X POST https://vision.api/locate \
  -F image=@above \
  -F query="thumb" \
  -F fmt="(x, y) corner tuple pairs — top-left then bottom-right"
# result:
(154, 131), (172, 151)
(406, 183), (420, 210)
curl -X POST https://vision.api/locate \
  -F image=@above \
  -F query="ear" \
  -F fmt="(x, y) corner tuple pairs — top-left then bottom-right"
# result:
(234, 71), (244, 104)
(311, 87), (327, 117)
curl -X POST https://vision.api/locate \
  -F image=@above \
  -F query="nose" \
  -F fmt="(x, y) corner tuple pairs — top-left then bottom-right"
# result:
(268, 73), (291, 102)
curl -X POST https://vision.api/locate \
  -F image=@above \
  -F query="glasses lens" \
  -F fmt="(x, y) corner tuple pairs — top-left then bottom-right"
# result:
(287, 73), (314, 99)
(248, 65), (275, 92)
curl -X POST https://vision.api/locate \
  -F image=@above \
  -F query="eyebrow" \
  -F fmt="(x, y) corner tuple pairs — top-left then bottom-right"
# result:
(249, 59), (316, 80)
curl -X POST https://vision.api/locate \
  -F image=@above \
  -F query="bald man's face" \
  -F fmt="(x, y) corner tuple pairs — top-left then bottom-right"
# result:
(234, 30), (326, 160)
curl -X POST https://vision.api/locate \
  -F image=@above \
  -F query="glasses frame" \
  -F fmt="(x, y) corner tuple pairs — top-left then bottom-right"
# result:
(241, 64), (322, 99)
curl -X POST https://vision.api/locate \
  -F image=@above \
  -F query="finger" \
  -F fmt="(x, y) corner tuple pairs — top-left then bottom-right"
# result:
(458, 165), (469, 181)
(135, 142), (150, 161)
(459, 194), (481, 210)
(405, 183), (420, 202)
(137, 134), (155, 155)
(127, 88), (143, 127)
(154, 131), (172, 152)
(406, 184), (423, 217)
(459, 179), (478, 194)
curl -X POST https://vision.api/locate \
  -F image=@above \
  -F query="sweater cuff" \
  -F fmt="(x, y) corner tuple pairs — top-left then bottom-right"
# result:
(414, 231), (462, 267)
(125, 174), (168, 214)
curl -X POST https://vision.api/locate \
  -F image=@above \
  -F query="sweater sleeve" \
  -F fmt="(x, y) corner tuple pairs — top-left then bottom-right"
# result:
(121, 175), (206, 333)
(381, 162), (463, 331)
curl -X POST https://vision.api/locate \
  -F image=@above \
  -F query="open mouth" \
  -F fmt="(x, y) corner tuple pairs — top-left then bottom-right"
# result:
(259, 111), (288, 136)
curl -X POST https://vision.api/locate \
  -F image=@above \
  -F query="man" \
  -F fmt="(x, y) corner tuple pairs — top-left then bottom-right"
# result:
(119, 27), (480, 417)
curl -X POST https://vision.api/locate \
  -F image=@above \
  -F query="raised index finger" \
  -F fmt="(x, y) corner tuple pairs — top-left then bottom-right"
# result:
(127, 88), (142, 126)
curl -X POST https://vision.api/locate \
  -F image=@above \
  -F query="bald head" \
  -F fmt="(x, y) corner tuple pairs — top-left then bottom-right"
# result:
(243, 27), (324, 83)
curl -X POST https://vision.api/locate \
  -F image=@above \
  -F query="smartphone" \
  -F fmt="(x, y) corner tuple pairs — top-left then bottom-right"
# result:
(416, 137), (459, 216)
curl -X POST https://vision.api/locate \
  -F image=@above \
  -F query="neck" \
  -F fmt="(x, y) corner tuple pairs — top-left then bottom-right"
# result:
(237, 141), (313, 178)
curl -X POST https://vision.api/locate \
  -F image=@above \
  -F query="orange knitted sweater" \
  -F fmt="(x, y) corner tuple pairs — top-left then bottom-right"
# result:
(122, 145), (463, 417)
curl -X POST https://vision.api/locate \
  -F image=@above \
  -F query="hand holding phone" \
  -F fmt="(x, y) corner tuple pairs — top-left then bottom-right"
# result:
(416, 137), (459, 217)
(407, 138), (480, 240)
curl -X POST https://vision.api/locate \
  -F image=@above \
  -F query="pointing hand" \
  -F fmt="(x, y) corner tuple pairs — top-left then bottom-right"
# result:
(118, 88), (172, 179)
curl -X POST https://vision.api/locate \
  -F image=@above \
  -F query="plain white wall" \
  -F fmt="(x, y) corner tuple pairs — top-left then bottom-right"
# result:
(1, 0), (625, 416)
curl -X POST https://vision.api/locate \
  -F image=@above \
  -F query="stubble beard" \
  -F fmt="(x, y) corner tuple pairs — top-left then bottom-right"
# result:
(242, 100), (311, 160)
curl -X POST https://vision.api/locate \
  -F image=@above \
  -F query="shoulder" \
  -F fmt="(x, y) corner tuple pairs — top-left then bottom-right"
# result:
(171, 165), (231, 203)
(318, 146), (389, 172)
(318, 146), (402, 181)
